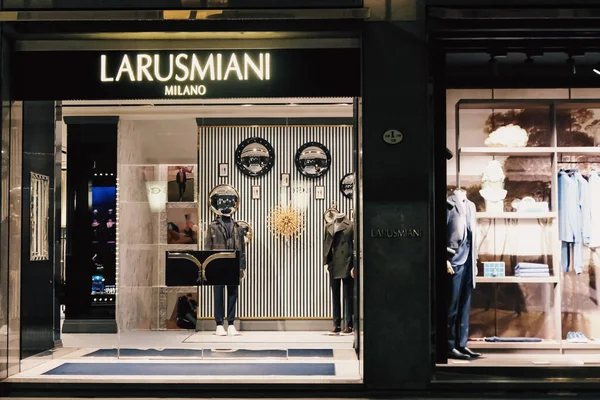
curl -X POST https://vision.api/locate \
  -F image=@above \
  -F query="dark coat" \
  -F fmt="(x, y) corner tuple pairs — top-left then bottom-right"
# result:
(204, 217), (247, 271)
(323, 218), (354, 279)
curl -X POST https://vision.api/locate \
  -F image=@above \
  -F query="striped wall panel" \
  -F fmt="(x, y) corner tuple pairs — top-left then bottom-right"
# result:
(197, 125), (354, 319)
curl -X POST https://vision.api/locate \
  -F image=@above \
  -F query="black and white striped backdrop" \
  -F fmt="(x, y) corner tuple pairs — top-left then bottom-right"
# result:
(197, 125), (354, 319)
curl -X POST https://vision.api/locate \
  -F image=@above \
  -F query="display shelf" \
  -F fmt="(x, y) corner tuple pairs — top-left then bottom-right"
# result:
(164, 244), (198, 251)
(166, 202), (198, 208)
(562, 340), (600, 350)
(459, 147), (555, 156)
(467, 340), (560, 350)
(557, 147), (600, 155)
(477, 276), (558, 284)
(476, 212), (556, 219)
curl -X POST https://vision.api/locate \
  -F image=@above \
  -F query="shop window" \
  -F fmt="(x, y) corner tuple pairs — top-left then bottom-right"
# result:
(30, 172), (50, 261)
(441, 89), (600, 369)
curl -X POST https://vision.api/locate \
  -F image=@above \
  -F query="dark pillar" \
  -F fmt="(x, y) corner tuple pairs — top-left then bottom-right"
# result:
(362, 18), (431, 389)
(20, 101), (57, 358)
(63, 116), (118, 334)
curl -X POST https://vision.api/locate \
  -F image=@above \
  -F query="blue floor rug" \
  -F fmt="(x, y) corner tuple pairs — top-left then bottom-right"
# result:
(85, 348), (333, 358)
(44, 362), (335, 376)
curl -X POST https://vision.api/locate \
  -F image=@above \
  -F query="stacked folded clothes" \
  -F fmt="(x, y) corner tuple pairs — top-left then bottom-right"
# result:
(514, 262), (550, 277)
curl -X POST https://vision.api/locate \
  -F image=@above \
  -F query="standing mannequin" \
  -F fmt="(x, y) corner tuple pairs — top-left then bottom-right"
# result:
(323, 212), (354, 334)
(446, 189), (481, 360)
(205, 215), (246, 336)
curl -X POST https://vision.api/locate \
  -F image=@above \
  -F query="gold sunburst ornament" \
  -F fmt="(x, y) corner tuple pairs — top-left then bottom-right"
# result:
(267, 205), (305, 239)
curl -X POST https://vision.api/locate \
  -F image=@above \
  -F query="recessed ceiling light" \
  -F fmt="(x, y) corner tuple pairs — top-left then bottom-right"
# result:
(241, 104), (253, 107)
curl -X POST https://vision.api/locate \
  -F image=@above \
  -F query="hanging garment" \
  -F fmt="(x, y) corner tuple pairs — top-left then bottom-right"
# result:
(558, 170), (583, 274)
(588, 173), (600, 248)
(576, 171), (591, 245)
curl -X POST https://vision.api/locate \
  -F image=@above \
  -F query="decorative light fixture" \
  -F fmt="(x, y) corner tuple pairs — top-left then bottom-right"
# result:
(267, 205), (305, 239)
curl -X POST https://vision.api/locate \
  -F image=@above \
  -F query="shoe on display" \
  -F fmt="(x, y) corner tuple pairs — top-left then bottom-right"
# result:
(215, 325), (227, 336)
(342, 327), (353, 335)
(227, 325), (240, 336)
(329, 327), (341, 335)
(448, 348), (470, 360)
(457, 347), (482, 358)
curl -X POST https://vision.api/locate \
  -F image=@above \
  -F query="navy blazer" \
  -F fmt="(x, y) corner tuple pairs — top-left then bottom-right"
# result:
(446, 192), (478, 287)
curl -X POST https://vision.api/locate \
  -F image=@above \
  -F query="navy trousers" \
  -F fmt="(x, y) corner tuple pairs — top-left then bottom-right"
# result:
(214, 285), (238, 325)
(330, 277), (354, 329)
(447, 257), (473, 351)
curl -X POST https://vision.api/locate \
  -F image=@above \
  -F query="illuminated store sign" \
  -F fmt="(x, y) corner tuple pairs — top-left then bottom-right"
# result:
(100, 53), (271, 97)
(13, 49), (360, 100)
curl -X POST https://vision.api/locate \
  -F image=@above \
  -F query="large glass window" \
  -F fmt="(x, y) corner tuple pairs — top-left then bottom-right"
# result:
(6, 98), (363, 385)
(439, 88), (600, 371)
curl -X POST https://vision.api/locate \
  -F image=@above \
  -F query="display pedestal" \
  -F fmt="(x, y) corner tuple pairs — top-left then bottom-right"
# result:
(62, 318), (117, 334)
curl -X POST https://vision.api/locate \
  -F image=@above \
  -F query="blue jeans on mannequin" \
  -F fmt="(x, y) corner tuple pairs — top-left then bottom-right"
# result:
(447, 255), (473, 351)
(214, 285), (238, 325)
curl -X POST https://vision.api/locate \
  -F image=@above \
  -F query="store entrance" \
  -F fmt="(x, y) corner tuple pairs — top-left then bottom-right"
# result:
(11, 98), (363, 384)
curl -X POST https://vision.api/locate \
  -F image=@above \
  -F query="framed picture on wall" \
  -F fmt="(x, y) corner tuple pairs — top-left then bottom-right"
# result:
(315, 186), (325, 200)
(252, 185), (261, 200)
(219, 163), (228, 178)
(167, 165), (195, 203)
(281, 173), (290, 187)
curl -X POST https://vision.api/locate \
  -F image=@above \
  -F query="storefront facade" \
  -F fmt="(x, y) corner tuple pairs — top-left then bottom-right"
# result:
(0, 1), (434, 396)
(8, 0), (600, 397)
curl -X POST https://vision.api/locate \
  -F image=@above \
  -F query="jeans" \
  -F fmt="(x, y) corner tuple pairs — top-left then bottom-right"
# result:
(562, 241), (583, 274)
(330, 277), (354, 329)
(447, 256), (473, 351)
(214, 285), (238, 325)
(185, 313), (197, 329)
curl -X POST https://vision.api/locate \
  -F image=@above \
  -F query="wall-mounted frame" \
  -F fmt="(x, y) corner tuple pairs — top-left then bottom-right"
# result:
(235, 137), (275, 177)
(281, 173), (290, 187)
(340, 172), (355, 199)
(252, 185), (261, 200)
(219, 163), (228, 178)
(30, 172), (50, 261)
(209, 184), (240, 216)
(295, 142), (331, 178)
(315, 186), (325, 200)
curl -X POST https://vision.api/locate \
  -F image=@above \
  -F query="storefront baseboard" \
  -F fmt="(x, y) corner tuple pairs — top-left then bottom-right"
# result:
(195, 319), (332, 331)
(62, 319), (117, 334)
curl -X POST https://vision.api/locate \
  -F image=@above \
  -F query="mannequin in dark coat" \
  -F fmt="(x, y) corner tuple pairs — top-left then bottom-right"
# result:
(205, 215), (246, 335)
(323, 213), (354, 334)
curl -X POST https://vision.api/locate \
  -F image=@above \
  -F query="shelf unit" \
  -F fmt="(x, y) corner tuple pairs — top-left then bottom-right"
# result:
(477, 276), (559, 284)
(454, 99), (600, 354)
(476, 212), (557, 220)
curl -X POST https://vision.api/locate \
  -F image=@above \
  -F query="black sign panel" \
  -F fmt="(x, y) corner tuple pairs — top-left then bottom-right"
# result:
(13, 48), (360, 100)
(165, 251), (241, 287)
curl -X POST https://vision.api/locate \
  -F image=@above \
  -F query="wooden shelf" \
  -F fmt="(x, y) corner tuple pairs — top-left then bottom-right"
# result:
(562, 340), (600, 349)
(459, 147), (555, 156)
(476, 212), (556, 219)
(467, 340), (559, 350)
(477, 276), (558, 284)
(557, 147), (600, 155)
(460, 146), (600, 156)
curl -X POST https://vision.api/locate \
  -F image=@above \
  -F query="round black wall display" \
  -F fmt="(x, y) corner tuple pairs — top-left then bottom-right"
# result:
(235, 137), (275, 177)
(340, 173), (355, 199)
(294, 142), (331, 178)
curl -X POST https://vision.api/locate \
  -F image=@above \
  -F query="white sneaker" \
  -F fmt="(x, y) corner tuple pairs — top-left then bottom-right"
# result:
(227, 325), (240, 336)
(215, 325), (227, 336)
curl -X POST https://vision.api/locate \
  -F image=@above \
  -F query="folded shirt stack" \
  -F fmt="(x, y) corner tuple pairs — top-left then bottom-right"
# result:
(514, 262), (550, 277)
